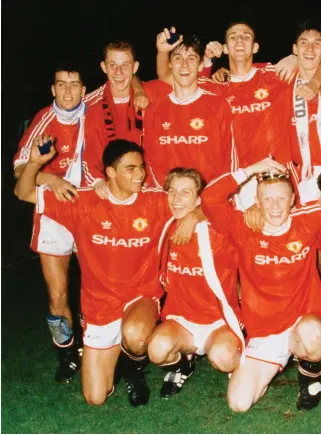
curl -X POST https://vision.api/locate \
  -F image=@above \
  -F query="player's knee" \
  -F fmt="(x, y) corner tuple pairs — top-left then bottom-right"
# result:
(227, 389), (253, 413)
(148, 335), (173, 365)
(295, 316), (321, 359)
(122, 320), (150, 350)
(207, 343), (240, 373)
(83, 390), (108, 406)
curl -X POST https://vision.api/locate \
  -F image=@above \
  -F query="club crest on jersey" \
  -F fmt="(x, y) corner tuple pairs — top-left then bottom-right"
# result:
(133, 218), (148, 232)
(189, 118), (204, 130)
(162, 122), (171, 130)
(61, 145), (70, 153)
(170, 252), (177, 261)
(286, 241), (303, 254)
(254, 88), (269, 100)
(101, 221), (112, 230)
(260, 240), (269, 249)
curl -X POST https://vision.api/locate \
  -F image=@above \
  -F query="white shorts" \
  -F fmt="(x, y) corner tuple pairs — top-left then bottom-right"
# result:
(33, 215), (76, 256)
(166, 315), (226, 356)
(246, 318), (301, 370)
(83, 296), (160, 350)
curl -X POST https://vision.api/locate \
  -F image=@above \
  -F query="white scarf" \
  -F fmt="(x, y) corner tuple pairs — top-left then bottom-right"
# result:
(293, 75), (321, 181)
(196, 221), (245, 365)
(53, 100), (86, 187)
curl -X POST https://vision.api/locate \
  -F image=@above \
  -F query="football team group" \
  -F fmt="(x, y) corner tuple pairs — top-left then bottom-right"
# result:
(13, 19), (321, 413)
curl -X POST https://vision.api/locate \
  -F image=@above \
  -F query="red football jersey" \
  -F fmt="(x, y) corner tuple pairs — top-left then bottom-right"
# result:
(143, 88), (236, 187)
(199, 65), (288, 166)
(161, 221), (239, 324)
(13, 105), (98, 187)
(34, 186), (171, 325)
(202, 171), (321, 338)
(82, 80), (172, 182)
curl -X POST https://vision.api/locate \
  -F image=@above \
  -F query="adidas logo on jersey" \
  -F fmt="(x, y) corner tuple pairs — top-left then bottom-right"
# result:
(92, 235), (150, 247)
(231, 101), (271, 114)
(260, 240), (269, 249)
(170, 252), (178, 261)
(61, 145), (70, 153)
(168, 261), (203, 276)
(162, 122), (171, 130)
(101, 221), (112, 230)
(255, 246), (310, 265)
(159, 136), (208, 145)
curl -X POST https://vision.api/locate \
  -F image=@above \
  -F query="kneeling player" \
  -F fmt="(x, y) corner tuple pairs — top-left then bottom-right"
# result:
(202, 158), (321, 412)
(148, 168), (244, 398)
(14, 139), (201, 407)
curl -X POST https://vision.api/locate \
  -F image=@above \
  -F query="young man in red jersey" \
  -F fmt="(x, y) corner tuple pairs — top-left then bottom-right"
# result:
(13, 63), (91, 384)
(14, 138), (202, 407)
(148, 168), (243, 399)
(202, 158), (321, 412)
(83, 41), (172, 194)
(144, 35), (236, 188)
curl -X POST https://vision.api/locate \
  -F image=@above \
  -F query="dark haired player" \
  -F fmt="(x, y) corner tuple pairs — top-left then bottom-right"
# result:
(14, 139), (201, 407)
(13, 63), (92, 383)
(144, 34), (235, 187)
(202, 158), (321, 412)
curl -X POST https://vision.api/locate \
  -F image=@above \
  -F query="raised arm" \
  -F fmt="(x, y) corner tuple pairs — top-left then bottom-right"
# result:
(156, 27), (182, 84)
(14, 136), (78, 204)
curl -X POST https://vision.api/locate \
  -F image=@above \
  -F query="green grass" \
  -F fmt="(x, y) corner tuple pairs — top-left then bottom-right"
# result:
(2, 258), (321, 434)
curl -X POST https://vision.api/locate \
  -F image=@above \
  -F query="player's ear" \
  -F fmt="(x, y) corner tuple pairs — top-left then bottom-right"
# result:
(133, 61), (139, 74)
(253, 42), (259, 54)
(51, 85), (56, 98)
(81, 86), (86, 98)
(196, 197), (201, 206)
(223, 44), (228, 55)
(293, 44), (298, 56)
(106, 166), (116, 179)
(100, 61), (107, 74)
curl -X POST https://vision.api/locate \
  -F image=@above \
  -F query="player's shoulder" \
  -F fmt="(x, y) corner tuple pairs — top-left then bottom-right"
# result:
(200, 88), (232, 111)
(291, 201), (321, 219)
(84, 83), (106, 107)
(31, 105), (55, 123)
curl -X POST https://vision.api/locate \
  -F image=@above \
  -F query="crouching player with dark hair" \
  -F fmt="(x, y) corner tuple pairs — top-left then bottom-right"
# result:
(202, 158), (321, 412)
(14, 139), (202, 407)
(148, 168), (244, 399)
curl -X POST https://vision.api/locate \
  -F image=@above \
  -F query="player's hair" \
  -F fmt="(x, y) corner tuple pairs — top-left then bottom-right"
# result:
(257, 176), (294, 193)
(102, 41), (137, 61)
(53, 62), (84, 84)
(164, 167), (206, 196)
(170, 34), (204, 60)
(102, 139), (144, 171)
(225, 20), (256, 42)
(295, 20), (321, 43)
(317, 173), (321, 192)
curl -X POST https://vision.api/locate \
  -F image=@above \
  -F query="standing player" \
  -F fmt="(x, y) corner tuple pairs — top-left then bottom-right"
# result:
(148, 168), (243, 398)
(202, 158), (321, 412)
(14, 139), (202, 407)
(13, 63), (90, 383)
(83, 41), (172, 192)
(144, 34), (235, 187)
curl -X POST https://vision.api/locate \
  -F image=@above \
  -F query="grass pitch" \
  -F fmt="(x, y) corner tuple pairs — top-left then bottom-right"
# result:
(2, 257), (320, 434)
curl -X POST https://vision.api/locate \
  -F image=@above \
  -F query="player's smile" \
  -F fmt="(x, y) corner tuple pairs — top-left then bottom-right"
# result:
(167, 176), (200, 220)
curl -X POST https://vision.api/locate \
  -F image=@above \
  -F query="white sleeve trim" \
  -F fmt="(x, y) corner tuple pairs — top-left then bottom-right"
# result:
(232, 169), (248, 185)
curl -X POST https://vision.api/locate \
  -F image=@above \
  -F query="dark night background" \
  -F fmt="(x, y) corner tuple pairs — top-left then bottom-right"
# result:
(2, 0), (321, 266)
